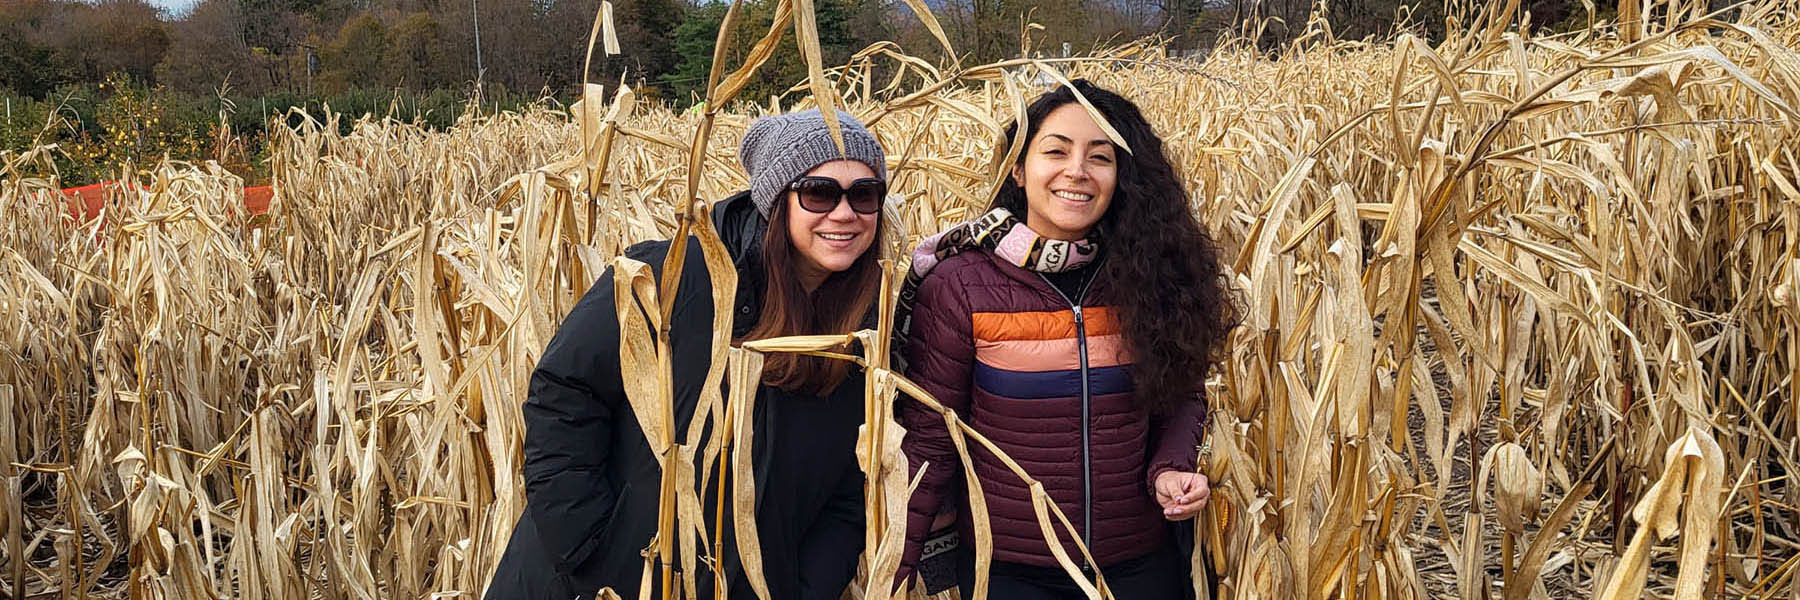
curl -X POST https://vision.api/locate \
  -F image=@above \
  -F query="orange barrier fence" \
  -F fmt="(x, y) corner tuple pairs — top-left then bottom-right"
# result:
(59, 182), (274, 220)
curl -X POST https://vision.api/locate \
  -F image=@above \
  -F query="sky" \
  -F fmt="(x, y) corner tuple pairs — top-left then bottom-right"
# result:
(146, 0), (196, 17)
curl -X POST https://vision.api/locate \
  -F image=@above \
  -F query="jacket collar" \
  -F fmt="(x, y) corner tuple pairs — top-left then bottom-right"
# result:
(976, 245), (1107, 307)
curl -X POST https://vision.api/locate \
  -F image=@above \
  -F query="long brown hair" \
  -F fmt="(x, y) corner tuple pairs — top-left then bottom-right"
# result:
(737, 194), (884, 394)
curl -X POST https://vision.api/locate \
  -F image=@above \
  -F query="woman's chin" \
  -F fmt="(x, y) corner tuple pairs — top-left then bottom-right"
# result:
(820, 257), (860, 273)
(803, 254), (860, 276)
(1047, 218), (1100, 239)
(1027, 208), (1101, 240)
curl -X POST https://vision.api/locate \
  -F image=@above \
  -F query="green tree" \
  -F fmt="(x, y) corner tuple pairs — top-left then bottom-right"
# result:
(711, 0), (858, 108)
(0, 0), (172, 97)
(621, 0), (685, 87)
(385, 12), (449, 89)
(156, 0), (273, 95)
(81, 0), (172, 84)
(662, 2), (727, 105)
(319, 13), (388, 93)
(0, 28), (65, 98)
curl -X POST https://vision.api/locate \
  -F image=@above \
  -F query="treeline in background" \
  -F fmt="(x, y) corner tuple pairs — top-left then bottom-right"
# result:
(3, 0), (1605, 184)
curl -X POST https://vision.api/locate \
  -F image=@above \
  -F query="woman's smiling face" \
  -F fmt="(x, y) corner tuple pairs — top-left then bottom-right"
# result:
(787, 159), (881, 291)
(1014, 103), (1118, 241)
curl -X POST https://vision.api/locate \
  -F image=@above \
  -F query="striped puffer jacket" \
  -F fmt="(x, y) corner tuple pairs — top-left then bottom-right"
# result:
(896, 247), (1208, 574)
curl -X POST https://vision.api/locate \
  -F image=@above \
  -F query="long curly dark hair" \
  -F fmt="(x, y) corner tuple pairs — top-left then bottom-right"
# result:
(991, 79), (1239, 414)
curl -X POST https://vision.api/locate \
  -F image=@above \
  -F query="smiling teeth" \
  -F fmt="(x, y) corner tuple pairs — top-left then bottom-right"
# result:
(819, 233), (854, 241)
(1053, 191), (1092, 201)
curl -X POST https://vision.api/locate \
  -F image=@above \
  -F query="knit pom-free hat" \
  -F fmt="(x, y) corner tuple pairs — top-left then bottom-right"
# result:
(739, 109), (886, 217)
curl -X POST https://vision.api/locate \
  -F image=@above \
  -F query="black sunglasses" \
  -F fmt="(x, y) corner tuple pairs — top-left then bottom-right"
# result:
(789, 176), (886, 215)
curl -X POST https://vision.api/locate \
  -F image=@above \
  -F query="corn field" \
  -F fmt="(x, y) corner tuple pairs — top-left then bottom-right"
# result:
(4, 0), (1800, 597)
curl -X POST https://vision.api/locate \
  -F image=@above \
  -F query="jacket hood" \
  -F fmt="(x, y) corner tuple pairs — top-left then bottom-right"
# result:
(713, 190), (766, 337)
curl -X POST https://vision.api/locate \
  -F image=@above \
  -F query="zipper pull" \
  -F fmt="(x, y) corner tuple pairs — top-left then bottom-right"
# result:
(1073, 305), (1084, 323)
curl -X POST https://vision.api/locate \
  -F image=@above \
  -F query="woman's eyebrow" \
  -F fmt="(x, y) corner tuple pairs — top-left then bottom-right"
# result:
(1039, 133), (1111, 149)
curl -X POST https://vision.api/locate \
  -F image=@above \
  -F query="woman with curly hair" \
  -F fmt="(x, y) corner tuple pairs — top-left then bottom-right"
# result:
(893, 79), (1238, 598)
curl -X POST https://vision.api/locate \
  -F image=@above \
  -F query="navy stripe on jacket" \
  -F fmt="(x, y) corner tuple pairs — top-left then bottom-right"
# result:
(972, 362), (1134, 399)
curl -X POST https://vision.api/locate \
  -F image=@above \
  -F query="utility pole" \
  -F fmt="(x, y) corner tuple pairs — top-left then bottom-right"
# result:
(301, 43), (318, 95)
(472, 0), (485, 80)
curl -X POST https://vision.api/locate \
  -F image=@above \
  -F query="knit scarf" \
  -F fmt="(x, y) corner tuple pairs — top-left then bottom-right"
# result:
(892, 208), (1099, 362)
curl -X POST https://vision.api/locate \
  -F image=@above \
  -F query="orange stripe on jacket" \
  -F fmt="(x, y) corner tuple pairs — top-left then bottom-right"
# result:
(970, 307), (1121, 343)
(975, 334), (1133, 372)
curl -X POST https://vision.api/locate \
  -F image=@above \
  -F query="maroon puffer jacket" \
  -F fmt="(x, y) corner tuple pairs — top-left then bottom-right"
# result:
(896, 248), (1208, 575)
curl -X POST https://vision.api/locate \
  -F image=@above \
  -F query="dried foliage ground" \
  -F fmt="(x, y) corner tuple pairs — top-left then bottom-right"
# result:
(4, 1), (1800, 598)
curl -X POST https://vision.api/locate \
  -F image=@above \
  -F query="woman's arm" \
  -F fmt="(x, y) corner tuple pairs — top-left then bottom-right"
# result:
(520, 247), (650, 577)
(1147, 390), (1210, 518)
(894, 270), (976, 582)
(1147, 390), (1208, 487)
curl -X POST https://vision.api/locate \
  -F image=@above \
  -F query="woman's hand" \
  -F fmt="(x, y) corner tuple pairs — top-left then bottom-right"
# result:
(1153, 471), (1210, 521)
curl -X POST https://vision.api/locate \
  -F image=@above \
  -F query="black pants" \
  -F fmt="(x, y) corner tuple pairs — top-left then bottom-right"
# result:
(956, 544), (1190, 600)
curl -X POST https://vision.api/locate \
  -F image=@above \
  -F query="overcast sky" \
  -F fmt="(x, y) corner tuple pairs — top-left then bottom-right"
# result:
(147, 0), (196, 17)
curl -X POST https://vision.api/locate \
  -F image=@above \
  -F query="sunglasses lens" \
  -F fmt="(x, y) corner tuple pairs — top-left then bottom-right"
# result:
(794, 179), (843, 213)
(792, 177), (885, 214)
(846, 180), (885, 214)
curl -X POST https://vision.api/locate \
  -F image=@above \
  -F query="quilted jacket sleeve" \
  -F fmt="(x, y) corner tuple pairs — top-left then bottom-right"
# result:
(894, 268), (976, 581)
(1146, 389), (1210, 495)
(519, 241), (664, 576)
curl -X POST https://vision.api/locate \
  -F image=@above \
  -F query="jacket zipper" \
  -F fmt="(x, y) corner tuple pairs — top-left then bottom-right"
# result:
(1038, 271), (1098, 554)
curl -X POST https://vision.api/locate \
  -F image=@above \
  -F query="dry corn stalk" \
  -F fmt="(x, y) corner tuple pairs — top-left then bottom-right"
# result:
(3, 0), (1800, 598)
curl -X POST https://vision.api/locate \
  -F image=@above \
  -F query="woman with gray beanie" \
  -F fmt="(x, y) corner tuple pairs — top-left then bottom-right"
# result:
(485, 109), (888, 600)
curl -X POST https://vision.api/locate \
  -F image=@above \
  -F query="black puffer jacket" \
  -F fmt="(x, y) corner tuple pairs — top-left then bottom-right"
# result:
(484, 192), (867, 600)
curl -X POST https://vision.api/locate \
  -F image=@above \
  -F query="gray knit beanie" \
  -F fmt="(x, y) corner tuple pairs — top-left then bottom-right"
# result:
(739, 109), (886, 218)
